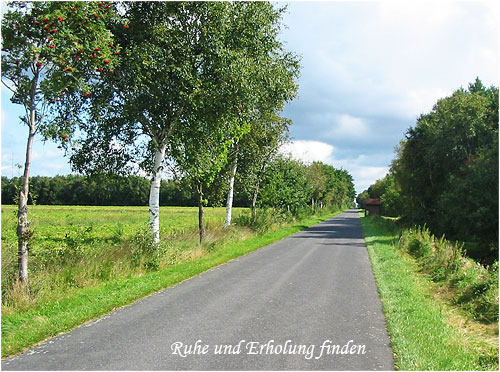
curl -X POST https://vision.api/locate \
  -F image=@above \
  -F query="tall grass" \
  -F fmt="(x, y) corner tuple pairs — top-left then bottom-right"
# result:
(399, 226), (498, 322)
(1, 206), (244, 313)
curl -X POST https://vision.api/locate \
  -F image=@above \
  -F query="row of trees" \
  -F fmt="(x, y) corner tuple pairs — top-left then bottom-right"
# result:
(2, 2), (302, 283)
(2, 2), (355, 284)
(1, 158), (355, 213)
(357, 79), (499, 261)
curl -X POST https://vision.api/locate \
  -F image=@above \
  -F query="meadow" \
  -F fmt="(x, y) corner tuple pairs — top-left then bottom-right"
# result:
(1, 205), (242, 244)
(1, 204), (340, 357)
(1, 205), (246, 313)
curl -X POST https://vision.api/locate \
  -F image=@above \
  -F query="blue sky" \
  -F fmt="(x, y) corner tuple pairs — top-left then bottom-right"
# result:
(1, 1), (499, 195)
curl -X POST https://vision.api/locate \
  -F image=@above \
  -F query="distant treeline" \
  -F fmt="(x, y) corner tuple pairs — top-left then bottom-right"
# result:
(357, 79), (498, 262)
(1, 175), (236, 207)
(2, 157), (356, 211)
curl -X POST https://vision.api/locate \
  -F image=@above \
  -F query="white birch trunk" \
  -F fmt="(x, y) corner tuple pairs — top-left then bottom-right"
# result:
(224, 160), (238, 228)
(149, 143), (167, 244)
(17, 125), (35, 283)
(17, 72), (39, 284)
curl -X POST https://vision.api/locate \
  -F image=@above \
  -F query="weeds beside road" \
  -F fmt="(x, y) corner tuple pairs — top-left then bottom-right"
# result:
(360, 213), (498, 370)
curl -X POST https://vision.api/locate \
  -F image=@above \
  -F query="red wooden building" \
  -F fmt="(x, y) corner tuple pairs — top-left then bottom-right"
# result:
(364, 198), (381, 216)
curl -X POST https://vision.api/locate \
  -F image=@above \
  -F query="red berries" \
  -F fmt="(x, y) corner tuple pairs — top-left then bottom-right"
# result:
(124, 25), (129, 29)
(50, 29), (57, 34)
(89, 55), (95, 59)
(83, 93), (91, 97)
(72, 147), (77, 151)
(94, 48), (101, 52)
(104, 60), (110, 64)
(43, 18), (48, 23)
(61, 135), (68, 139)
(34, 21), (40, 26)
(96, 68), (103, 72)
(58, 17), (64, 22)
(72, 7), (77, 11)
(36, 61), (43, 67)
(114, 51), (120, 55)
(49, 45), (55, 48)
(65, 67), (73, 72)
(94, 13), (99, 18)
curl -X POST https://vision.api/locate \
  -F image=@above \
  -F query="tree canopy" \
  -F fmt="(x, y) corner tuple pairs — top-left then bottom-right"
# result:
(358, 79), (498, 261)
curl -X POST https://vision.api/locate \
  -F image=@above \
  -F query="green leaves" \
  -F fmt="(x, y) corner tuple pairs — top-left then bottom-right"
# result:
(1, 1), (123, 140)
(373, 79), (499, 259)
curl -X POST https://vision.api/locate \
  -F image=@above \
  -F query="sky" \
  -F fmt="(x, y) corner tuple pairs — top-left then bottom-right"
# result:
(1, 1), (499, 195)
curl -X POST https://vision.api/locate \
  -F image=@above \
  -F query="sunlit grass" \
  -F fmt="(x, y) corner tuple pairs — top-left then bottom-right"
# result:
(359, 213), (498, 370)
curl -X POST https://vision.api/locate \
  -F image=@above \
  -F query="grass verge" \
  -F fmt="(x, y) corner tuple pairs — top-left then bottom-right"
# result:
(359, 212), (498, 370)
(1, 210), (342, 359)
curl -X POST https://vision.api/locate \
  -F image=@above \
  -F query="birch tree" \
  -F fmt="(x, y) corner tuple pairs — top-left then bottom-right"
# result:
(234, 114), (291, 223)
(71, 2), (241, 243)
(71, 2), (300, 244)
(1, 1), (121, 284)
(220, 3), (300, 227)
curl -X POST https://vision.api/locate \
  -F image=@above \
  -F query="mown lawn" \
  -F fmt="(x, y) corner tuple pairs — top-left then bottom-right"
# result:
(359, 213), (498, 371)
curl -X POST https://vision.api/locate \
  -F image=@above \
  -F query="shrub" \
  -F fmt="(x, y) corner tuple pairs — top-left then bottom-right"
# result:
(234, 208), (290, 234)
(130, 231), (167, 271)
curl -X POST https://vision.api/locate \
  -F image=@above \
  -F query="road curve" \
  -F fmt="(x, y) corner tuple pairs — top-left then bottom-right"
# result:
(2, 210), (393, 370)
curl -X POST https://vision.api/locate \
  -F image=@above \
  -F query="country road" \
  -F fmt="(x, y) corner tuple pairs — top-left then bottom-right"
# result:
(2, 210), (393, 370)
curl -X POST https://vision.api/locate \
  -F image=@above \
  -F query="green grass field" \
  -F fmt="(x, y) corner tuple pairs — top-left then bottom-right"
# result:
(1, 204), (244, 245)
(359, 213), (498, 370)
(1, 204), (342, 358)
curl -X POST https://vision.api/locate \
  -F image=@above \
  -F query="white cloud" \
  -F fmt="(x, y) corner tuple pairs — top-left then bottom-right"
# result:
(283, 1), (498, 122)
(331, 114), (369, 139)
(280, 140), (334, 164)
(280, 140), (389, 194)
(403, 87), (449, 117)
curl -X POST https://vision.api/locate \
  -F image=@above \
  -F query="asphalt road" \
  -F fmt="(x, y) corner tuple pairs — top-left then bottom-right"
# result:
(2, 210), (393, 370)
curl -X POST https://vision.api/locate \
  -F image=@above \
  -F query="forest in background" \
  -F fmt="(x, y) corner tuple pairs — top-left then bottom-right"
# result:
(2, 156), (355, 214)
(357, 78), (498, 263)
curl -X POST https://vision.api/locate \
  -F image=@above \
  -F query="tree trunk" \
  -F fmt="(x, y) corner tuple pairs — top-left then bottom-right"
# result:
(197, 182), (205, 244)
(251, 183), (259, 223)
(224, 159), (238, 228)
(17, 125), (35, 284)
(17, 73), (39, 285)
(149, 143), (167, 244)
(311, 197), (315, 212)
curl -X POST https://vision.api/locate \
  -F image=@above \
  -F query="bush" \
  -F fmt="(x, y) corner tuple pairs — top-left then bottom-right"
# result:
(234, 208), (290, 234)
(130, 231), (168, 271)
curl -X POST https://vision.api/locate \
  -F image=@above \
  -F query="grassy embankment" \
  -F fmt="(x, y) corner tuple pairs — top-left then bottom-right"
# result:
(360, 212), (498, 370)
(1, 205), (343, 358)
